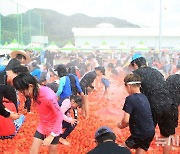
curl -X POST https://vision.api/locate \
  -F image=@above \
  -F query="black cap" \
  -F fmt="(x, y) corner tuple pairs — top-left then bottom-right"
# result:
(95, 126), (114, 139)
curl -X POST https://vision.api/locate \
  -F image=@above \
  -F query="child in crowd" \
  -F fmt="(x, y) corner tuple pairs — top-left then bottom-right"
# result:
(55, 64), (72, 105)
(94, 67), (110, 99)
(117, 74), (155, 154)
(13, 73), (63, 154)
(59, 95), (82, 145)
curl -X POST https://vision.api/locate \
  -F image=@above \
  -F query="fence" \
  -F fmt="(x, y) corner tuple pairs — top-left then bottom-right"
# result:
(0, 0), (43, 46)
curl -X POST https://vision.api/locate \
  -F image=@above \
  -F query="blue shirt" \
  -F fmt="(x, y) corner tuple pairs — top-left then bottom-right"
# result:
(56, 76), (72, 99)
(68, 74), (83, 93)
(31, 69), (42, 80)
(0, 65), (5, 72)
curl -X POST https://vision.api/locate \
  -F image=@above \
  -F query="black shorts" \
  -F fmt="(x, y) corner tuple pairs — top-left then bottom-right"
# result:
(154, 104), (178, 137)
(125, 131), (155, 151)
(34, 131), (60, 145)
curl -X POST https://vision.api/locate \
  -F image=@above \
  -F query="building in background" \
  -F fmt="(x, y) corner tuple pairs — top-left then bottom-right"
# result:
(72, 23), (180, 49)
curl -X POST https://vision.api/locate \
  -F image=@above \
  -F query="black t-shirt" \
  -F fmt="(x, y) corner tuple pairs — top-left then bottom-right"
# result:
(133, 67), (175, 114)
(88, 141), (131, 154)
(123, 93), (155, 138)
(0, 71), (18, 117)
(166, 74), (180, 106)
(80, 71), (97, 88)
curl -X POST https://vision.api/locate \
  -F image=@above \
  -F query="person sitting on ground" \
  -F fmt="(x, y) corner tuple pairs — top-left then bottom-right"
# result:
(88, 126), (131, 154)
(59, 95), (82, 145)
(0, 100), (25, 139)
(0, 66), (29, 119)
(117, 74), (155, 154)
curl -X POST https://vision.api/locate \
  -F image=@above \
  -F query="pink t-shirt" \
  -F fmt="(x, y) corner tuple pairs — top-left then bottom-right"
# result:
(60, 99), (73, 123)
(36, 86), (63, 136)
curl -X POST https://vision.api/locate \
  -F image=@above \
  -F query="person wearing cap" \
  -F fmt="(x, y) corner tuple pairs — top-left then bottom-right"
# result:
(130, 54), (178, 154)
(6, 50), (31, 71)
(88, 126), (130, 154)
(0, 66), (29, 119)
(117, 74), (155, 154)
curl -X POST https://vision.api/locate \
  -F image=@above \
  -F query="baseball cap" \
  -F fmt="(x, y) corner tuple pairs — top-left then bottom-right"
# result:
(95, 126), (114, 139)
(131, 54), (143, 63)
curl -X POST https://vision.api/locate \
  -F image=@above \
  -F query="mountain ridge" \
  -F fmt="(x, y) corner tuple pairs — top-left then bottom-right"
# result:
(1, 8), (140, 46)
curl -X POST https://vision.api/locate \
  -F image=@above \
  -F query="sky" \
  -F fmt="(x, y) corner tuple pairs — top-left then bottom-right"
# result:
(0, 0), (180, 28)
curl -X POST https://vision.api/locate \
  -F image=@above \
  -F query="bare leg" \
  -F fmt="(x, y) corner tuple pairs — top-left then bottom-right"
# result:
(161, 136), (172, 154)
(136, 148), (145, 154)
(30, 137), (43, 154)
(82, 95), (89, 118)
(49, 144), (58, 154)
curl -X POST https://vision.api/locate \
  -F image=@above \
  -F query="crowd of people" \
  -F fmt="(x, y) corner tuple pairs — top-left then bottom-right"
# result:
(0, 49), (179, 154)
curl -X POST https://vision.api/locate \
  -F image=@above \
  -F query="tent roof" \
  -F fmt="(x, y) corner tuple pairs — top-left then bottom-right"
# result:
(72, 27), (180, 37)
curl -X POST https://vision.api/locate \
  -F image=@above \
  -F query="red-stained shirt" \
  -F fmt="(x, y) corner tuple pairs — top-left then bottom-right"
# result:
(36, 86), (63, 136)
(0, 102), (16, 136)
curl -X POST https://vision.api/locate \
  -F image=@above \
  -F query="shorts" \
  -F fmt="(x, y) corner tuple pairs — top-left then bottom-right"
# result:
(101, 78), (110, 89)
(154, 104), (178, 137)
(34, 131), (60, 145)
(125, 131), (155, 151)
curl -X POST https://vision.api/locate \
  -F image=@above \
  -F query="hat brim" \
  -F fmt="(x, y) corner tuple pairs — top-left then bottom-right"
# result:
(10, 50), (31, 64)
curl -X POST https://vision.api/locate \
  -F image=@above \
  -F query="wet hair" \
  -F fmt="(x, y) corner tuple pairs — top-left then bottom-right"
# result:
(70, 95), (82, 108)
(32, 61), (38, 68)
(12, 66), (29, 74)
(108, 63), (114, 68)
(107, 63), (118, 75)
(95, 66), (105, 75)
(16, 54), (26, 60)
(56, 64), (68, 78)
(131, 57), (147, 68)
(95, 132), (116, 145)
(124, 73), (141, 87)
(87, 54), (95, 60)
(13, 73), (39, 102)
(68, 66), (76, 75)
(5, 58), (21, 71)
